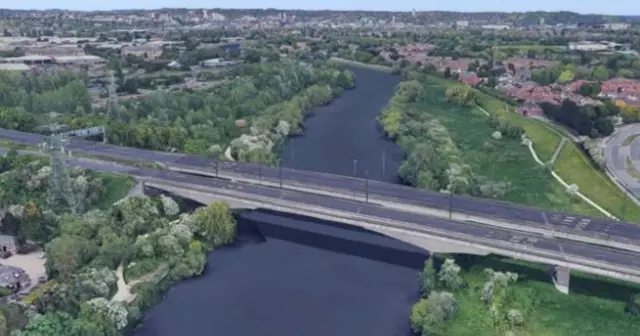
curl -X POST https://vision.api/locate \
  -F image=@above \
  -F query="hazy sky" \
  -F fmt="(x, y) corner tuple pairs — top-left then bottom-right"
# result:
(1, 1), (639, 16)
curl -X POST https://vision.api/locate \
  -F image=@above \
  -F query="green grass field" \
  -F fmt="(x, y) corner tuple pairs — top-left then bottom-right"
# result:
(420, 82), (598, 215)
(444, 255), (640, 336)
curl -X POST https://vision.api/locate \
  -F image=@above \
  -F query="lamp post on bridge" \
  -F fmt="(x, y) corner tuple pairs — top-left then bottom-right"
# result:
(365, 169), (369, 203)
(278, 159), (283, 189)
(448, 187), (454, 220)
(353, 159), (358, 199)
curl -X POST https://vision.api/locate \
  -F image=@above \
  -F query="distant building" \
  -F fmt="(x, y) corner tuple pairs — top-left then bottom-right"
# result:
(517, 102), (544, 117)
(0, 63), (31, 72)
(604, 23), (631, 31)
(460, 71), (481, 86)
(53, 55), (106, 66)
(0, 55), (53, 65)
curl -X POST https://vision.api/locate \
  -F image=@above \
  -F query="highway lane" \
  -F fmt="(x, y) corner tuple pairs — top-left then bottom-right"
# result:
(3, 128), (640, 245)
(136, 168), (640, 276)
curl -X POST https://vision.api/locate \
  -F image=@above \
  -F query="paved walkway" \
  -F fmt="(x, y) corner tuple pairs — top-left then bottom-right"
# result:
(603, 124), (640, 204)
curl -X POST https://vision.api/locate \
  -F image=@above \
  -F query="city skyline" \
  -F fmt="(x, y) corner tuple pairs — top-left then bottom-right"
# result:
(1, 1), (639, 16)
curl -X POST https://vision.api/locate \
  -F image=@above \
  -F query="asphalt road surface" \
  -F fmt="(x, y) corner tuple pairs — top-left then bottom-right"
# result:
(3, 128), (640, 246)
(604, 124), (640, 197)
(137, 168), (640, 275)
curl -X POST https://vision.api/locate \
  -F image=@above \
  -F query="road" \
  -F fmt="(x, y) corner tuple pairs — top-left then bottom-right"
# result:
(140, 169), (640, 281)
(3, 128), (640, 248)
(604, 124), (640, 198)
(5, 143), (640, 281)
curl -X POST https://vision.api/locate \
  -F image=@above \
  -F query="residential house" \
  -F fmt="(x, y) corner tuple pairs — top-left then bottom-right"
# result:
(517, 101), (544, 117)
(460, 71), (481, 86)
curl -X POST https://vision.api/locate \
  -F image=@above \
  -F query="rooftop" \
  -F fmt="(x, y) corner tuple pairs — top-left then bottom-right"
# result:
(54, 55), (105, 63)
(0, 63), (30, 71)
(0, 55), (52, 62)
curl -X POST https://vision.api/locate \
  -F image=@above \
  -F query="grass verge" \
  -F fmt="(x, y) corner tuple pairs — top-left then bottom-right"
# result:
(92, 173), (136, 209)
(555, 144), (640, 221)
(447, 255), (640, 336)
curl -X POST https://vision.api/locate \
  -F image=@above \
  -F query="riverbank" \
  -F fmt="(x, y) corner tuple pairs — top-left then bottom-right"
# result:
(330, 57), (640, 221)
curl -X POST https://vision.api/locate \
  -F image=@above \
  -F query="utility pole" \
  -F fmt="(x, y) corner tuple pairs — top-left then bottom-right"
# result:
(213, 160), (219, 178)
(258, 161), (262, 184)
(44, 112), (77, 214)
(381, 149), (386, 176)
(107, 70), (120, 125)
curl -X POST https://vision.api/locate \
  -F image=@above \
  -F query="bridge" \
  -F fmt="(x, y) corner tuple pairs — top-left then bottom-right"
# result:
(131, 168), (640, 294)
(4, 128), (640, 293)
(2, 128), (640, 254)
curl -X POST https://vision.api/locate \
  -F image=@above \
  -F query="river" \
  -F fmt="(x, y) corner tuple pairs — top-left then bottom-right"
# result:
(135, 67), (422, 336)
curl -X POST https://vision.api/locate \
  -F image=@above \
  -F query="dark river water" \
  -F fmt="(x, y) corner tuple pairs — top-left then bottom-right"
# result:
(135, 67), (422, 336)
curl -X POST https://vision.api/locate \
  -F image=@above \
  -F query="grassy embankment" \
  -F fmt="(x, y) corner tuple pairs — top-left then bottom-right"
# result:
(420, 76), (598, 216)
(443, 255), (640, 336)
(465, 83), (640, 221)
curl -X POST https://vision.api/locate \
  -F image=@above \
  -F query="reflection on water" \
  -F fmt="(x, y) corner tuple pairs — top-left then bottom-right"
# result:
(136, 68), (417, 336)
(136, 236), (419, 336)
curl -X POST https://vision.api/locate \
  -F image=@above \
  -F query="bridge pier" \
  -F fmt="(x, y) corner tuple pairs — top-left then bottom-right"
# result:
(550, 265), (571, 294)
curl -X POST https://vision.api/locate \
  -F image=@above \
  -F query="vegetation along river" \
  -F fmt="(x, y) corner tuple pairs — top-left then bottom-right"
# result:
(135, 67), (423, 336)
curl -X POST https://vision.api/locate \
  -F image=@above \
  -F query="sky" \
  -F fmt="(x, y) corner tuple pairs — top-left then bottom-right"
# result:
(1, 1), (639, 16)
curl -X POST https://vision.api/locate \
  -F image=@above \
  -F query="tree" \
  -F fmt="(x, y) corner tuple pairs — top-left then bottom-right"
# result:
(438, 259), (463, 291)
(44, 234), (98, 278)
(191, 201), (236, 248)
(481, 269), (521, 331)
(418, 258), (437, 297)
(409, 291), (457, 336)
(14, 312), (74, 336)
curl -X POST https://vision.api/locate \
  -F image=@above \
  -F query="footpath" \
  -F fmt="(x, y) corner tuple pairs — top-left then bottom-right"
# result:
(475, 105), (616, 219)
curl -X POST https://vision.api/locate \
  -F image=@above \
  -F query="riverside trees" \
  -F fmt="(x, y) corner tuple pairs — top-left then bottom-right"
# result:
(0, 60), (355, 164)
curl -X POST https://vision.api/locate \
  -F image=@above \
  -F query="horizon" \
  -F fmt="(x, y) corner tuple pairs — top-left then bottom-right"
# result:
(1, 4), (639, 17)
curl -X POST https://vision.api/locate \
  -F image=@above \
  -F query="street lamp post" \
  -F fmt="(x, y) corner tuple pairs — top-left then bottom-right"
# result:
(365, 169), (369, 203)
(214, 160), (219, 178)
(448, 188), (454, 220)
(258, 161), (262, 184)
(278, 159), (283, 189)
(353, 159), (358, 199)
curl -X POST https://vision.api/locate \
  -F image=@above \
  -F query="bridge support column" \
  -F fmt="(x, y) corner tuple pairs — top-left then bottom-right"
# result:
(551, 265), (570, 294)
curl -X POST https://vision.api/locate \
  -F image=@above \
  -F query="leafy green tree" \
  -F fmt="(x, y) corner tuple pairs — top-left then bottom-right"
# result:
(191, 201), (236, 248)
(14, 312), (74, 336)
(438, 259), (463, 291)
(418, 258), (437, 297)
(44, 234), (98, 278)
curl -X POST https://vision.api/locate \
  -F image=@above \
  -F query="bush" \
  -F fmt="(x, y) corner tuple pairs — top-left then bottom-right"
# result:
(626, 293), (640, 316)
